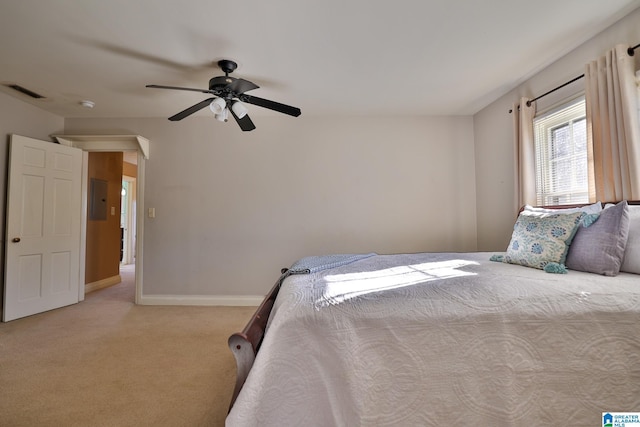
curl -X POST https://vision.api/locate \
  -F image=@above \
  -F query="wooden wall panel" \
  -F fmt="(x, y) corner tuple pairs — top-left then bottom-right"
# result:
(85, 152), (123, 284)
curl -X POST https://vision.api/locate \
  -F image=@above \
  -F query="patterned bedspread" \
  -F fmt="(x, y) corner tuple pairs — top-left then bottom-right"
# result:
(226, 252), (640, 426)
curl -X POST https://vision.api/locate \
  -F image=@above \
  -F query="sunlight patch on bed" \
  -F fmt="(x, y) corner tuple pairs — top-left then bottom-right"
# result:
(317, 259), (479, 307)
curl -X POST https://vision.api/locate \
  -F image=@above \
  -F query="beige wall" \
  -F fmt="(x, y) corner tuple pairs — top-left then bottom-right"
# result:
(474, 7), (640, 251)
(65, 115), (477, 296)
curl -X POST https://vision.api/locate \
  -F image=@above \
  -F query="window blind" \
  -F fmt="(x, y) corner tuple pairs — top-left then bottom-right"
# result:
(533, 97), (587, 206)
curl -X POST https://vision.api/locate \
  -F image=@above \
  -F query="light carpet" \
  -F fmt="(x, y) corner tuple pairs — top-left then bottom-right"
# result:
(0, 265), (257, 427)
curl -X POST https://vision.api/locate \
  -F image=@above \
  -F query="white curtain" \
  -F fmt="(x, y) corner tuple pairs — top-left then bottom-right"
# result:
(512, 98), (537, 210)
(585, 44), (640, 201)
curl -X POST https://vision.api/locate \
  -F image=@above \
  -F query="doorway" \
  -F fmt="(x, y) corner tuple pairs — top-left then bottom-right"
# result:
(120, 153), (137, 295)
(52, 134), (148, 305)
(85, 152), (127, 294)
(120, 178), (135, 266)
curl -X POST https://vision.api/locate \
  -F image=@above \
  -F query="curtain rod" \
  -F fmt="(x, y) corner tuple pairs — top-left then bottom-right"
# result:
(508, 42), (640, 113)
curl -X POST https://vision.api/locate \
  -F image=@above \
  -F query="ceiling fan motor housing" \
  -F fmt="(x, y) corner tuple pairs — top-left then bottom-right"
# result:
(209, 76), (234, 91)
(211, 59), (237, 95)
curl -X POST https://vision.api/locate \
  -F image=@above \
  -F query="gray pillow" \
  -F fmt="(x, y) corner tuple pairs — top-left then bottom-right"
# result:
(565, 201), (630, 276)
(620, 204), (640, 274)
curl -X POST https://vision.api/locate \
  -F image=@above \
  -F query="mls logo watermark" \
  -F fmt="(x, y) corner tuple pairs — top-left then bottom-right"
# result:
(603, 413), (640, 427)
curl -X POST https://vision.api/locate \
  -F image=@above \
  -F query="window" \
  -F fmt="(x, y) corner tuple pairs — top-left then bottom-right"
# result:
(533, 97), (588, 206)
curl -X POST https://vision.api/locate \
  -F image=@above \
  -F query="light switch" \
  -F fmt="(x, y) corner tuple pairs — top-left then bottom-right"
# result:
(111, 206), (116, 215)
(148, 207), (155, 218)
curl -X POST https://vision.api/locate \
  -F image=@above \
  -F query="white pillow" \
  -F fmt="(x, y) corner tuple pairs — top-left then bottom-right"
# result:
(522, 201), (602, 216)
(620, 204), (640, 274)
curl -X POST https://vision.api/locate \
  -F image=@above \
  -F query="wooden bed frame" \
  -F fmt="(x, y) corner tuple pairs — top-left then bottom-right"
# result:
(227, 270), (288, 411)
(226, 200), (638, 412)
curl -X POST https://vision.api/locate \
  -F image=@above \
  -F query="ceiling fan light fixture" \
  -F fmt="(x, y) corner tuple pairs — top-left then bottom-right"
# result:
(231, 101), (248, 119)
(215, 108), (229, 122)
(209, 97), (226, 114)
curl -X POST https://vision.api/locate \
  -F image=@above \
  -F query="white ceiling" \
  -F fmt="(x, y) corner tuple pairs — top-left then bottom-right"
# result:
(1, 0), (639, 120)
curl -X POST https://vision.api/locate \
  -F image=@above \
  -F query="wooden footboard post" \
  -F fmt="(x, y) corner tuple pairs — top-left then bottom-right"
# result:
(227, 273), (285, 412)
(228, 333), (257, 411)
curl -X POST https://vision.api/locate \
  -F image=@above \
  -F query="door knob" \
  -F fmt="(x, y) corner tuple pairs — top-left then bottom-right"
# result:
(12, 237), (20, 243)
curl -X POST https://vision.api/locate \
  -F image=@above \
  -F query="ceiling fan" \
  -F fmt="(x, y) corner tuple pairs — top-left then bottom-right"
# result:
(146, 59), (301, 131)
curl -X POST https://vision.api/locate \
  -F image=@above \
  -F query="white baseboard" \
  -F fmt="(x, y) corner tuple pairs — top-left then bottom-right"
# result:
(85, 275), (121, 294)
(137, 294), (263, 306)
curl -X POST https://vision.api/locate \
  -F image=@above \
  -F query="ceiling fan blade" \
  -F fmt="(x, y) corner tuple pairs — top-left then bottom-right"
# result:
(168, 98), (214, 121)
(146, 84), (217, 95)
(230, 106), (256, 132)
(240, 94), (301, 117)
(227, 78), (259, 95)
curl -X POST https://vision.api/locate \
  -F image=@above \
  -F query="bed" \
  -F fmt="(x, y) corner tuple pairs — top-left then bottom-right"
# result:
(226, 201), (640, 426)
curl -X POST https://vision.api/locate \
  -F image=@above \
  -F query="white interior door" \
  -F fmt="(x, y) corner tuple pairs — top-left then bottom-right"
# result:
(3, 135), (83, 322)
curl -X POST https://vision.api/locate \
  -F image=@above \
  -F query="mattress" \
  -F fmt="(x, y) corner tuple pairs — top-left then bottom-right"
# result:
(226, 252), (640, 426)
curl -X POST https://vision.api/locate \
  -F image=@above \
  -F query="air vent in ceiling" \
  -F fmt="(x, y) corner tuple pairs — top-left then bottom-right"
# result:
(5, 84), (45, 99)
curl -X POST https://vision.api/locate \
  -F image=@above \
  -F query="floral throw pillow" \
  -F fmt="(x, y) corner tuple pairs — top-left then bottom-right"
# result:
(504, 211), (585, 270)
